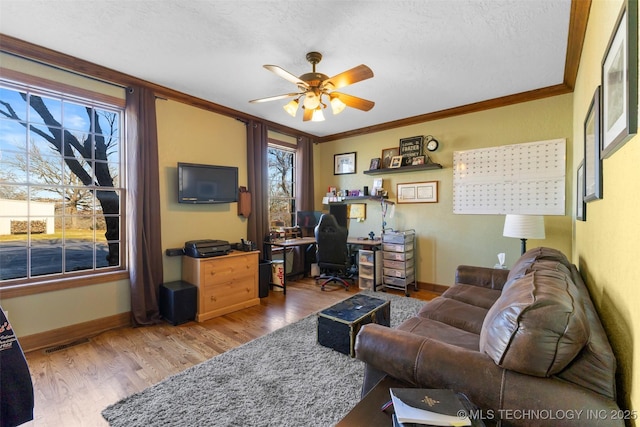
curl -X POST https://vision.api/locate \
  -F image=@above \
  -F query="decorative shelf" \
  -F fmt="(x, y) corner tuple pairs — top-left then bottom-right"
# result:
(340, 195), (388, 202)
(363, 162), (443, 175)
(325, 195), (393, 205)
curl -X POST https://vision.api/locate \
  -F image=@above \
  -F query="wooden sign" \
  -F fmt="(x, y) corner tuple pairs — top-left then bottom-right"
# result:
(399, 136), (424, 165)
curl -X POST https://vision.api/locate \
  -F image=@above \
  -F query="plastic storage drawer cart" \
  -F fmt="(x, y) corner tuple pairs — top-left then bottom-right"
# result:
(358, 248), (382, 290)
(381, 230), (416, 296)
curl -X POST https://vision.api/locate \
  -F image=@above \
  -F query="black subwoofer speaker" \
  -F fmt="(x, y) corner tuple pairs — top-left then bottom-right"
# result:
(159, 280), (197, 325)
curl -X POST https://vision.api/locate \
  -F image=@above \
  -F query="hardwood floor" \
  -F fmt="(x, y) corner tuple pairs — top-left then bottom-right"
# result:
(22, 279), (437, 427)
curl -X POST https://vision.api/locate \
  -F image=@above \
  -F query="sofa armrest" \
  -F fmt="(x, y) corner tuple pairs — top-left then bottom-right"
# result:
(355, 324), (502, 395)
(455, 265), (509, 290)
(355, 324), (624, 426)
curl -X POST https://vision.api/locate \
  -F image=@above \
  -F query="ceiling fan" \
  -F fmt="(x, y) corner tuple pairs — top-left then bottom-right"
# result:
(249, 52), (374, 122)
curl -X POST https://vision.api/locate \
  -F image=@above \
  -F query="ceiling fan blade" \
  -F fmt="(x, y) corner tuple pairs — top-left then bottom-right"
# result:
(326, 64), (374, 90)
(302, 107), (313, 121)
(249, 93), (299, 103)
(332, 92), (375, 111)
(264, 65), (309, 88)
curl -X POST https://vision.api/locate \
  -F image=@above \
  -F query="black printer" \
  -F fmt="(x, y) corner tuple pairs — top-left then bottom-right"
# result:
(184, 239), (231, 258)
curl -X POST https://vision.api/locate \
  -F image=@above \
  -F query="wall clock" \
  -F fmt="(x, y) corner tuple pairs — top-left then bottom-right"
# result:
(425, 135), (439, 152)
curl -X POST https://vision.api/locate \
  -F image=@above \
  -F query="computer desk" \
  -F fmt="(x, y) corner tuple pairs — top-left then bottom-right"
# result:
(264, 236), (382, 294)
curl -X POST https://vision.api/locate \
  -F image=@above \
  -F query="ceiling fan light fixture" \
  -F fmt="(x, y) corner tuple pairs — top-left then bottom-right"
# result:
(311, 107), (325, 122)
(330, 95), (346, 115)
(302, 91), (320, 110)
(251, 52), (374, 123)
(283, 99), (299, 117)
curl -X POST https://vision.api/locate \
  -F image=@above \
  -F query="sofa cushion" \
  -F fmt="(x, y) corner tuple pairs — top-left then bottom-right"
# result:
(398, 317), (480, 351)
(479, 269), (589, 377)
(505, 247), (572, 291)
(442, 284), (502, 309)
(418, 297), (488, 335)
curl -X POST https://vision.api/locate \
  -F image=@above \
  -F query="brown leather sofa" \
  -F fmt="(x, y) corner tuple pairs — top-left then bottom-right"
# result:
(355, 247), (623, 426)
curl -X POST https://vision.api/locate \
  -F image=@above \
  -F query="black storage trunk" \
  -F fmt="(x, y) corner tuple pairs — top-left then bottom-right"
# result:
(159, 280), (197, 325)
(317, 294), (390, 357)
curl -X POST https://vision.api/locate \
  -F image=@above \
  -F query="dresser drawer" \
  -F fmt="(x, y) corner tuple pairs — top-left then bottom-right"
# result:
(202, 277), (256, 313)
(202, 255), (255, 286)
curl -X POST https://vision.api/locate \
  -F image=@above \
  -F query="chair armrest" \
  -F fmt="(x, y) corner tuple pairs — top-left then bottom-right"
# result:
(455, 265), (509, 290)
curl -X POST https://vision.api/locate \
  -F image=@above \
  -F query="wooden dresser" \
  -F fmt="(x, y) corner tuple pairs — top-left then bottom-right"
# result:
(182, 250), (260, 322)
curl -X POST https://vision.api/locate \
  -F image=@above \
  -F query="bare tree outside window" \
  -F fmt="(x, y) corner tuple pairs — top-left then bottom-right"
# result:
(267, 145), (295, 227)
(0, 83), (123, 282)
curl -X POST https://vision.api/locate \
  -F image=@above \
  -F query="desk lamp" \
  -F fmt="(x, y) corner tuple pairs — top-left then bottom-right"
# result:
(503, 214), (545, 255)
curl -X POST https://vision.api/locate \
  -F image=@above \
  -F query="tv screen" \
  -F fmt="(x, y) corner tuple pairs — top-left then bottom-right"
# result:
(178, 162), (238, 204)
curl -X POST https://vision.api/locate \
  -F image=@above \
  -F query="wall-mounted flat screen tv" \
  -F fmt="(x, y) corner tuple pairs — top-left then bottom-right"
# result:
(178, 162), (238, 204)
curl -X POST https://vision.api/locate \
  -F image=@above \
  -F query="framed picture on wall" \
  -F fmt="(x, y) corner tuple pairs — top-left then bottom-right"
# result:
(601, 0), (638, 158)
(397, 181), (438, 204)
(334, 152), (356, 175)
(584, 86), (603, 202)
(576, 161), (586, 221)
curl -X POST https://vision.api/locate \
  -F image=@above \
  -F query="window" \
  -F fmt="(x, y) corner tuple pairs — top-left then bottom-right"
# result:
(0, 82), (124, 285)
(267, 143), (296, 227)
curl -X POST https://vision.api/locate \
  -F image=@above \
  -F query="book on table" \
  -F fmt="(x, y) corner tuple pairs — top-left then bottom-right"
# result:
(389, 388), (471, 426)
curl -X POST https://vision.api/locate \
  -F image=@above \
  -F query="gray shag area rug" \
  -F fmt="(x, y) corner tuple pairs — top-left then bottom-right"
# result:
(102, 290), (425, 427)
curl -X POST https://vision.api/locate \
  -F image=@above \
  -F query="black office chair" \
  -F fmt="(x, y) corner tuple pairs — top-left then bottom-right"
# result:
(314, 213), (354, 291)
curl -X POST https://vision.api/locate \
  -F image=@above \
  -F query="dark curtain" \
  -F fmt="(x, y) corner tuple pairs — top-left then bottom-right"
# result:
(246, 120), (269, 257)
(126, 86), (163, 326)
(296, 136), (315, 211)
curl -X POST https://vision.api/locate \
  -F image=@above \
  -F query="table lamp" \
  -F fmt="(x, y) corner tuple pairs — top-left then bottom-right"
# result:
(503, 214), (545, 255)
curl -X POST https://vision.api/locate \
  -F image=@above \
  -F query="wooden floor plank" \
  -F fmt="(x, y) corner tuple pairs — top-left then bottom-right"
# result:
(21, 279), (436, 426)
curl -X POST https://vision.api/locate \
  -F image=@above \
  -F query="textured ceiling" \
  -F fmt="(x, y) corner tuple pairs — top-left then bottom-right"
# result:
(0, 0), (572, 138)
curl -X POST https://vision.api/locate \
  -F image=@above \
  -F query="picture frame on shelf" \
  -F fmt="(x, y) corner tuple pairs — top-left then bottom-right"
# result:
(369, 157), (381, 170)
(584, 86), (603, 202)
(372, 178), (383, 194)
(411, 155), (426, 165)
(389, 155), (403, 168)
(576, 161), (586, 221)
(397, 181), (438, 204)
(381, 147), (399, 169)
(601, 0), (638, 158)
(334, 152), (356, 175)
(399, 135), (423, 165)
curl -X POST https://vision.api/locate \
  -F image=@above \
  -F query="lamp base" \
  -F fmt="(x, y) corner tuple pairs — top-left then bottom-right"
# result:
(520, 238), (527, 256)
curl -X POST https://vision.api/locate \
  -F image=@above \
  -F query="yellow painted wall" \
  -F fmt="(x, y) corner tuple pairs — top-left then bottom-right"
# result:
(156, 100), (249, 283)
(318, 94), (574, 285)
(573, 0), (639, 416)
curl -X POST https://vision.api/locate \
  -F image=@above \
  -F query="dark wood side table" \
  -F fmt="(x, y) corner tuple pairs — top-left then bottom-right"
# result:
(336, 376), (406, 427)
(337, 376), (489, 427)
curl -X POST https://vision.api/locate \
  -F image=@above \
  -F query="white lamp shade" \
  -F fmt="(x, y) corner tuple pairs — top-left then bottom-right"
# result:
(311, 107), (325, 122)
(283, 99), (298, 117)
(302, 91), (320, 110)
(330, 95), (346, 115)
(503, 214), (545, 239)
